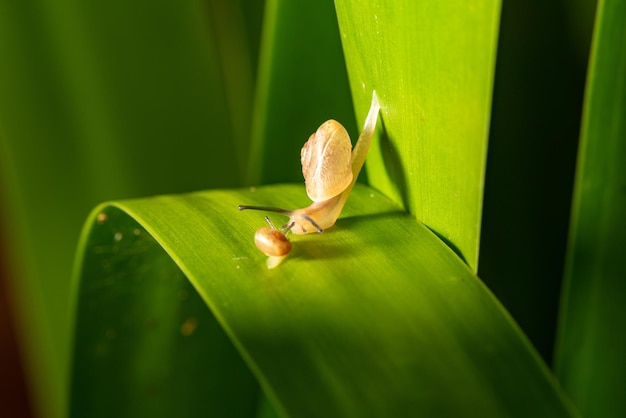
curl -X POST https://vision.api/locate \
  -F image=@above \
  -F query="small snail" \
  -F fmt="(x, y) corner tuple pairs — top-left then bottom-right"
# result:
(253, 217), (294, 269)
(254, 216), (294, 257)
(240, 91), (380, 266)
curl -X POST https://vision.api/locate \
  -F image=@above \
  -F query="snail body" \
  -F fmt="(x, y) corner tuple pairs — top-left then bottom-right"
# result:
(240, 91), (381, 264)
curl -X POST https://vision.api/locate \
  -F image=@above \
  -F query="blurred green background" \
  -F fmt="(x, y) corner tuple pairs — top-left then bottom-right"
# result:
(0, 0), (596, 417)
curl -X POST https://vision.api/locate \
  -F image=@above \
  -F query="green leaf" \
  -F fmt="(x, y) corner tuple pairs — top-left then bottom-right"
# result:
(248, 0), (356, 184)
(554, 0), (626, 416)
(335, 0), (501, 271)
(71, 185), (575, 417)
(206, 0), (258, 176)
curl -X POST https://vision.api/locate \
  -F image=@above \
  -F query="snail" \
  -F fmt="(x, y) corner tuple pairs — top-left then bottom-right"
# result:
(254, 217), (295, 269)
(240, 90), (380, 267)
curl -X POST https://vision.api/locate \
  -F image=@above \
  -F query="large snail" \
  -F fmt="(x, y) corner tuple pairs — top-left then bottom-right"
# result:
(240, 91), (380, 268)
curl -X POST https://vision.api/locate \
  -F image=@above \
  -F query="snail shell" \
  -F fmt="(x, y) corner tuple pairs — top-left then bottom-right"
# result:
(301, 120), (353, 202)
(254, 227), (292, 256)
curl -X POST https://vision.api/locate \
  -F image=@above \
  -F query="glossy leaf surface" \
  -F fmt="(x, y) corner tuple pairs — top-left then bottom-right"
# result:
(71, 185), (575, 417)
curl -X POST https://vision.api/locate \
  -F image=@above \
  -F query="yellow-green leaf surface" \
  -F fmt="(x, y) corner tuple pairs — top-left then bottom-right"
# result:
(555, 0), (626, 416)
(335, 0), (501, 271)
(71, 184), (575, 417)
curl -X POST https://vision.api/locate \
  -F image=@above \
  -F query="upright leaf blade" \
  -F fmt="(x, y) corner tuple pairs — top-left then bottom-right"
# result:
(248, 0), (356, 184)
(335, 0), (501, 271)
(554, 0), (626, 416)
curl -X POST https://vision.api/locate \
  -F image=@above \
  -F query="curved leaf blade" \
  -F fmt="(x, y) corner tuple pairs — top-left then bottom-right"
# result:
(71, 206), (260, 417)
(72, 185), (575, 417)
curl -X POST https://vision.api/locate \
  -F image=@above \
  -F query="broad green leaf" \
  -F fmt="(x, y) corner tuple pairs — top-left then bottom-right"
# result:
(335, 0), (501, 271)
(554, 0), (626, 416)
(71, 184), (576, 417)
(248, 0), (356, 184)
